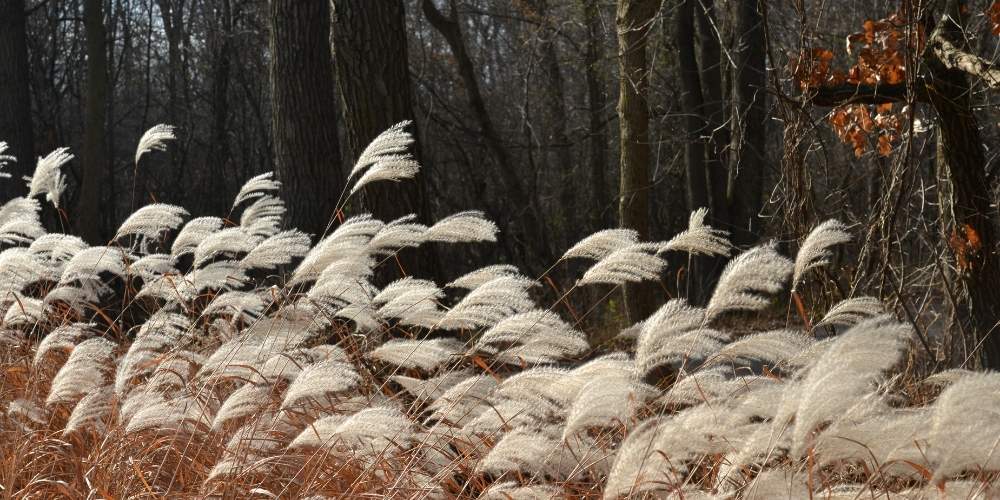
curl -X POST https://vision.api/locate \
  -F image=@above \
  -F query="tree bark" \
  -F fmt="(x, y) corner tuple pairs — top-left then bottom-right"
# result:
(268, 0), (344, 239)
(78, 0), (109, 243)
(676, 0), (708, 213)
(727, 0), (766, 247)
(582, 0), (610, 231)
(207, 0), (233, 216)
(330, 0), (438, 279)
(926, 3), (1000, 368)
(0, 0), (35, 199)
(695, 0), (728, 224)
(616, 0), (661, 322)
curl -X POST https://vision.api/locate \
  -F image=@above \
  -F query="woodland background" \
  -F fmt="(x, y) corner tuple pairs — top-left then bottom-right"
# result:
(3, 0), (1000, 368)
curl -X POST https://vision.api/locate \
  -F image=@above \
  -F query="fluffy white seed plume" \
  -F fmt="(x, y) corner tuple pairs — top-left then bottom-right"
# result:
(194, 227), (255, 267)
(349, 120), (413, 179)
(635, 299), (708, 375)
(7, 398), (47, 429)
(0, 218), (45, 245)
(563, 228), (639, 261)
(0, 247), (48, 292)
(281, 359), (361, 409)
(125, 394), (214, 434)
(563, 377), (656, 439)
(289, 406), (416, 454)
(33, 322), (96, 367)
(791, 315), (912, 456)
(426, 374), (498, 426)
(423, 210), (498, 243)
(711, 329), (816, 367)
(130, 253), (178, 281)
(27, 147), (72, 207)
(446, 264), (520, 290)
(251, 345), (347, 385)
(233, 171), (281, 207)
(64, 385), (114, 436)
(367, 214), (427, 255)
(115, 203), (188, 242)
(47, 337), (116, 406)
(3, 294), (48, 326)
(115, 311), (192, 394)
(659, 208), (732, 257)
(60, 246), (131, 286)
(579, 243), (665, 286)
(814, 296), (883, 328)
(373, 277), (444, 328)
(292, 214), (383, 283)
(476, 310), (588, 364)
(171, 216), (224, 257)
(240, 229), (311, 270)
(437, 276), (536, 329)
(927, 372), (1000, 480)
(212, 384), (276, 431)
(706, 243), (793, 321)
(197, 316), (313, 382)
(477, 427), (571, 477)
(28, 234), (87, 268)
(369, 338), (465, 371)
(603, 417), (670, 499)
(392, 369), (473, 403)
(202, 290), (267, 322)
(792, 219), (851, 291)
(0, 141), (14, 173)
(240, 195), (285, 239)
(134, 124), (176, 164)
(349, 150), (420, 194)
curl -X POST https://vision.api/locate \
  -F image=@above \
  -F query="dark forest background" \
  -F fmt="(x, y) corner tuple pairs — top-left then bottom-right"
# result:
(4, 0), (1000, 367)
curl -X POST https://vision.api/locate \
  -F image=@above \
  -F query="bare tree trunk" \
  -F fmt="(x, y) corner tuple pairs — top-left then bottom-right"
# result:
(421, 0), (551, 265)
(0, 0), (34, 199)
(926, 3), (1000, 368)
(268, 0), (344, 238)
(207, 0), (233, 216)
(330, 0), (438, 279)
(582, 0), (610, 231)
(695, 0), (729, 224)
(676, 0), (708, 212)
(616, 0), (661, 322)
(727, 0), (766, 247)
(78, 0), (109, 243)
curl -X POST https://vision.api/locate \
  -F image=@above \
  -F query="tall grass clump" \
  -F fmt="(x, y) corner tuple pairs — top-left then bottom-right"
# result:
(0, 124), (998, 498)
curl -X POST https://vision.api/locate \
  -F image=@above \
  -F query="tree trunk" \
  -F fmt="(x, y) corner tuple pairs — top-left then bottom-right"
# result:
(695, 0), (729, 224)
(926, 3), (1000, 368)
(582, 0), (610, 231)
(330, 0), (438, 279)
(676, 0), (708, 213)
(0, 0), (34, 199)
(268, 0), (344, 239)
(207, 0), (233, 216)
(616, 0), (661, 322)
(78, 0), (109, 243)
(727, 0), (766, 247)
(421, 0), (551, 266)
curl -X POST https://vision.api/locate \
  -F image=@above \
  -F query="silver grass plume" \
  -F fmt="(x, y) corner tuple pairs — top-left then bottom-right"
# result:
(0, 141), (14, 174)
(240, 194), (286, 239)
(281, 359), (361, 409)
(115, 203), (189, 242)
(792, 219), (851, 291)
(64, 385), (114, 436)
(47, 337), (117, 406)
(437, 275), (536, 329)
(927, 372), (1000, 480)
(369, 338), (465, 371)
(423, 210), (498, 243)
(289, 406), (416, 455)
(562, 228), (638, 261)
(710, 329), (816, 367)
(27, 147), (72, 207)
(705, 243), (793, 321)
(814, 296), (883, 328)
(171, 216), (224, 257)
(349, 120), (413, 179)
(446, 264), (520, 289)
(476, 309), (588, 364)
(368, 214), (427, 254)
(659, 208), (732, 257)
(134, 124), (176, 164)
(233, 171), (280, 207)
(790, 314), (912, 456)
(240, 229), (311, 270)
(578, 242), (665, 286)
